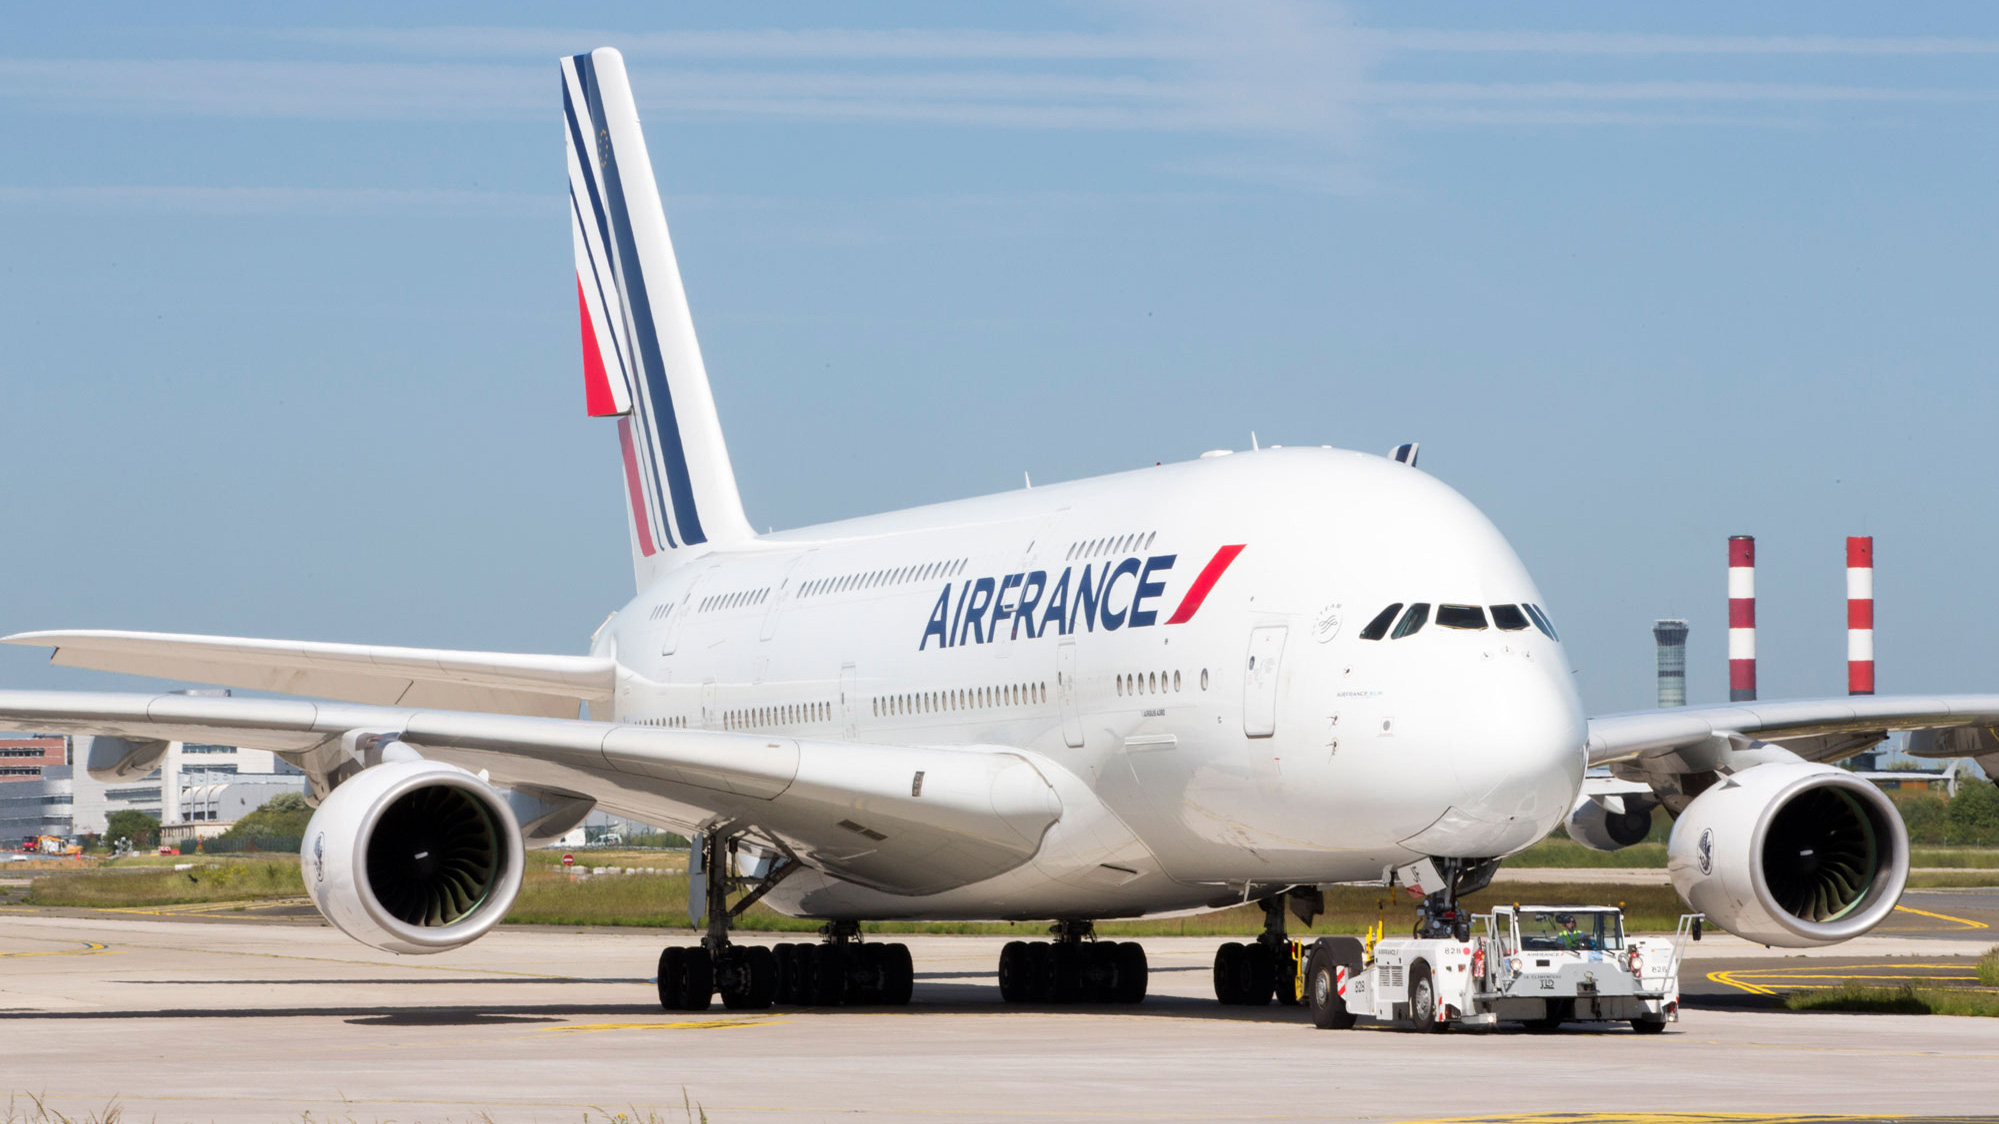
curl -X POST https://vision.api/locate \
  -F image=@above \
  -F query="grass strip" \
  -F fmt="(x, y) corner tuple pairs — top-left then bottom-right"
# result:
(1786, 982), (1999, 1018)
(27, 860), (303, 907)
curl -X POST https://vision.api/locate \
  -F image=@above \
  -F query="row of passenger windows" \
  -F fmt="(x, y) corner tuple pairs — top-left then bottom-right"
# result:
(702, 588), (770, 613)
(1067, 531), (1157, 561)
(725, 702), (831, 730)
(804, 559), (967, 599)
(1358, 602), (1560, 641)
(632, 716), (689, 728)
(875, 682), (1046, 717)
(1114, 668), (1207, 696)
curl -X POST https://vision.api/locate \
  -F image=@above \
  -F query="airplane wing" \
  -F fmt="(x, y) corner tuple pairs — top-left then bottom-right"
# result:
(2, 630), (615, 719)
(1588, 693), (1999, 769)
(0, 689), (1060, 897)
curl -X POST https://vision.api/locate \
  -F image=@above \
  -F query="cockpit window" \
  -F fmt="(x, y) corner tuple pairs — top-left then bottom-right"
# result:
(1490, 604), (1531, 631)
(1435, 604), (1488, 630)
(1360, 603), (1404, 641)
(1390, 603), (1430, 639)
(1523, 603), (1560, 641)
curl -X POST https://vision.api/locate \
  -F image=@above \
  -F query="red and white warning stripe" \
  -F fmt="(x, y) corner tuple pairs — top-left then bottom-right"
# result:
(1848, 536), (1874, 696)
(1729, 535), (1756, 702)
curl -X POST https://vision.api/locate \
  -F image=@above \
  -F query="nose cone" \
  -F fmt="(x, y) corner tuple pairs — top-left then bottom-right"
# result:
(1404, 651), (1586, 857)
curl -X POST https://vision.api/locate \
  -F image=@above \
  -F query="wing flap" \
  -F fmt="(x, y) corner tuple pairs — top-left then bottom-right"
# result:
(4, 631), (615, 719)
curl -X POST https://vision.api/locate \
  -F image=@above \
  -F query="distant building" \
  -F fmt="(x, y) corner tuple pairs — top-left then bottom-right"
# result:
(1, 730), (309, 845)
(1652, 619), (1689, 708)
(0, 735), (68, 784)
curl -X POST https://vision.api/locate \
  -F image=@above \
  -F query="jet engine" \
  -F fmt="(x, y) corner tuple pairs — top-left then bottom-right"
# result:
(301, 755), (525, 954)
(1666, 761), (1906, 948)
(1563, 793), (1654, 852)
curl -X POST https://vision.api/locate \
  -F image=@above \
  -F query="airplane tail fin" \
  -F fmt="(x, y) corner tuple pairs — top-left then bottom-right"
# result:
(562, 47), (754, 589)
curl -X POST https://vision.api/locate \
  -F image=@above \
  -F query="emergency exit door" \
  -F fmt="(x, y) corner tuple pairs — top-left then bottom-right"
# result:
(1243, 626), (1287, 738)
(1056, 640), (1083, 748)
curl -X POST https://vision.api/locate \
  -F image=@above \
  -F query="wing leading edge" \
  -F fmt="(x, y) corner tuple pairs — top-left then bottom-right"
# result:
(0, 689), (1060, 898)
(1588, 693), (1999, 768)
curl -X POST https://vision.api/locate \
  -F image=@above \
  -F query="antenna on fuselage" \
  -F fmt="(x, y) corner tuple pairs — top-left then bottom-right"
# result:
(1250, 431), (1259, 451)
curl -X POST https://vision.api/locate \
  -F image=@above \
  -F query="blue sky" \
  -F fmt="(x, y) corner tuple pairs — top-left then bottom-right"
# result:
(3, 1), (1997, 715)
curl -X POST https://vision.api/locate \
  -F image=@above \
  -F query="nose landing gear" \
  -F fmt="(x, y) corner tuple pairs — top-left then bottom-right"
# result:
(1212, 891), (1317, 1006)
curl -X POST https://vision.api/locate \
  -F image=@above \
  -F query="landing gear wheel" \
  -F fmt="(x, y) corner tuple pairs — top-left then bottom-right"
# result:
(1630, 1017), (1667, 1035)
(879, 942), (914, 1005)
(855, 943), (888, 1004)
(773, 943), (803, 1005)
(1304, 940), (1360, 1030)
(1213, 942), (1247, 1004)
(1408, 960), (1444, 1033)
(1112, 942), (1149, 1004)
(809, 943), (847, 1006)
(657, 946), (684, 1011)
(1240, 942), (1275, 1006)
(1048, 942), (1083, 1003)
(998, 941), (1029, 1003)
(719, 945), (777, 1010)
(1022, 942), (1053, 1003)
(657, 946), (714, 1012)
(1086, 941), (1119, 1003)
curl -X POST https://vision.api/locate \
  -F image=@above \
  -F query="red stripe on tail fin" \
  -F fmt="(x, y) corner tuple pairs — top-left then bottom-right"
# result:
(618, 418), (657, 557)
(1165, 544), (1245, 624)
(578, 278), (620, 417)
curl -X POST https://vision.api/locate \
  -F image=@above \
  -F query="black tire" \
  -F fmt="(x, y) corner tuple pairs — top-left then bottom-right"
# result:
(1213, 942), (1246, 1004)
(1112, 942), (1148, 1004)
(657, 946), (685, 1011)
(772, 943), (801, 1005)
(997, 940), (1028, 1003)
(1407, 960), (1443, 1033)
(853, 943), (887, 1004)
(1272, 942), (1301, 1007)
(1048, 942), (1082, 1003)
(682, 946), (714, 1012)
(879, 943), (914, 1006)
(1240, 942), (1275, 1007)
(1630, 1017), (1667, 1035)
(1022, 941), (1053, 1003)
(743, 945), (778, 1008)
(1087, 941), (1119, 1003)
(1303, 941), (1359, 1030)
(719, 947), (756, 1010)
(810, 943), (847, 1006)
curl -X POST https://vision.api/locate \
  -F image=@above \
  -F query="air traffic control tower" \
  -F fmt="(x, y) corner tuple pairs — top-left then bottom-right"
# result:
(1653, 618), (1689, 708)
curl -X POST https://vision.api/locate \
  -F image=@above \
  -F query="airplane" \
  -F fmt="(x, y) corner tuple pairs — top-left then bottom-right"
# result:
(6, 46), (1998, 1015)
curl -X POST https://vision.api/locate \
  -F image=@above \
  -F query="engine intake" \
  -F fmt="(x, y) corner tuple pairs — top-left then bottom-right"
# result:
(302, 756), (524, 954)
(1667, 761), (1906, 948)
(1563, 793), (1654, 851)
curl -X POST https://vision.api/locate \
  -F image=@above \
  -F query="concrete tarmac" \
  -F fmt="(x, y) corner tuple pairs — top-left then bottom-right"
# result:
(1, 906), (1995, 1123)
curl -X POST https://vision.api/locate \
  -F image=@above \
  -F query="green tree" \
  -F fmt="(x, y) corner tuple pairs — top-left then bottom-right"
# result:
(105, 809), (159, 849)
(222, 792), (313, 840)
(1944, 781), (1999, 846)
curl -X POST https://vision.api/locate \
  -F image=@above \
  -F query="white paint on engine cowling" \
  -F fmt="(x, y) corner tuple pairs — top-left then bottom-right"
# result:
(301, 756), (525, 955)
(1666, 761), (1907, 948)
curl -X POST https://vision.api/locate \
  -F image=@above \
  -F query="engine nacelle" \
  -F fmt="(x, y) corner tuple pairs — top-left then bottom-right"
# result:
(1563, 794), (1654, 852)
(301, 756), (525, 954)
(1667, 761), (1907, 948)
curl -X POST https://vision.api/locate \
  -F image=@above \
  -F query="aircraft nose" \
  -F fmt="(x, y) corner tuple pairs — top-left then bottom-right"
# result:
(1436, 652), (1586, 854)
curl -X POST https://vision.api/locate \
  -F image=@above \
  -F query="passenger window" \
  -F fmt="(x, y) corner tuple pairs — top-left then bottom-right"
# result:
(1390, 603), (1430, 639)
(1524, 603), (1560, 641)
(1490, 604), (1530, 631)
(1436, 604), (1488, 630)
(1359, 603), (1404, 641)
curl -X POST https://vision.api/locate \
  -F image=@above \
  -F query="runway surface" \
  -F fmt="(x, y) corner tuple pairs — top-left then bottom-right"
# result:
(1, 902), (1994, 1123)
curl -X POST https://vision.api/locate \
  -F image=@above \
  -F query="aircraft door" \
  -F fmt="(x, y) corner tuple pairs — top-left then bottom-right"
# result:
(1056, 640), (1083, 748)
(839, 663), (858, 739)
(661, 567), (712, 656)
(760, 552), (813, 641)
(1243, 625), (1287, 738)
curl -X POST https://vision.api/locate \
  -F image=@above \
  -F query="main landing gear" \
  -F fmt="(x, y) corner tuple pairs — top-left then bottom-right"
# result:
(998, 920), (1148, 1004)
(655, 833), (916, 1011)
(1213, 891), (1316, 1006)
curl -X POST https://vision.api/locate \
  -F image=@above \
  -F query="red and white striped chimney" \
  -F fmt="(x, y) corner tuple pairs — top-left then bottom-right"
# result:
(1729, 535), (1756, 702)
(1848, 536), (1874, 695)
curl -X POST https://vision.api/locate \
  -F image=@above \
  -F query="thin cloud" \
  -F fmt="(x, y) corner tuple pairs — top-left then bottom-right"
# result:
(1362, 30), (1999, 56)
(0, 185), (550, 216)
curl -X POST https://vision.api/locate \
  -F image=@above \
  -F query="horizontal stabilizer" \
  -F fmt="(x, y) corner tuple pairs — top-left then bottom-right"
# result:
(2, 630), (614, 719)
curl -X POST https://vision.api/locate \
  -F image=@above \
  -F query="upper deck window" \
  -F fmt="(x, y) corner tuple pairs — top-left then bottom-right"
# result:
(1359, 603), (1404, 641)
(1390, 603), (1430, 639)
(1436, 604), (1488, 630)
(1490, 604), (1531, 631)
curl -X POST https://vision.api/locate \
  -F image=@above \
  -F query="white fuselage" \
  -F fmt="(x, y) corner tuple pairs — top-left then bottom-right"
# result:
(591, 447), (1587, 921)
